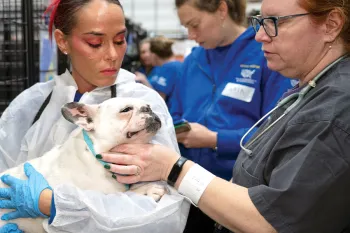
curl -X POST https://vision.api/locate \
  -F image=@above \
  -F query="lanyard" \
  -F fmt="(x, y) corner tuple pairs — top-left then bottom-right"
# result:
(83, 129), (130, 190)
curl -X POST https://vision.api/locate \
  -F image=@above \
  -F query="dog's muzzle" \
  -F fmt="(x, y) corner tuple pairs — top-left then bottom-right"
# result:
(145, 113), (161, 133)
(126, 113), (161, 139)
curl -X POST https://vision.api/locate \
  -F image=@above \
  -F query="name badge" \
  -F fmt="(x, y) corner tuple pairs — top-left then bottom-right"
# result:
(222, 83), (255, 103)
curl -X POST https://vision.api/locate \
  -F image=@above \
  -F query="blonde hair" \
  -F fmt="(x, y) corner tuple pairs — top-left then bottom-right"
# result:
(149, 36), (175, 59)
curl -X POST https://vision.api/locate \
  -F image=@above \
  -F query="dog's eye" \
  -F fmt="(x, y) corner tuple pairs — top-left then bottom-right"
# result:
(120, 106), (133, 113)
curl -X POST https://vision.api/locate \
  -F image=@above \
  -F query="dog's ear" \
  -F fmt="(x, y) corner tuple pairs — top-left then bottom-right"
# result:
(61, 102), (98, 131)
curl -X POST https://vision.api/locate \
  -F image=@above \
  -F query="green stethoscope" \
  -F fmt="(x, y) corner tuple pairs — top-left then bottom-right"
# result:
(240, 54), (348, 156)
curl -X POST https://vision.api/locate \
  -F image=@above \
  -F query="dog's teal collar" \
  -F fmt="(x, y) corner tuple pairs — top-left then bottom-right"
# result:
(82, 129), (109, 167)
(82, 129), (130, 190)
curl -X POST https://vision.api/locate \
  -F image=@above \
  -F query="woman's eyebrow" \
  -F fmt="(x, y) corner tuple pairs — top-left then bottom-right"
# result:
(183, 18), (196, 27)
(116, 29), (127, 36)
(83, 31), (104, 36)
(83, 29), (127, 36)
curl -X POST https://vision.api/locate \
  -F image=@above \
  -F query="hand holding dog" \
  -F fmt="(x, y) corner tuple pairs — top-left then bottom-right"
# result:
(176, 123), (217, 149)
(0, 163), (51, 221)
(101, 144), (180, 184)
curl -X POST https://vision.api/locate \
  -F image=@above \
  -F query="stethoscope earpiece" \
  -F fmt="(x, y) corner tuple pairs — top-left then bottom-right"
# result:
(245, 149), (253, 156)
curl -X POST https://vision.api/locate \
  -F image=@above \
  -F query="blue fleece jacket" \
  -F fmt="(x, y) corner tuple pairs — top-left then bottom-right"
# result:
(171, 27), (293, 180)
(151, 61), (182, 111)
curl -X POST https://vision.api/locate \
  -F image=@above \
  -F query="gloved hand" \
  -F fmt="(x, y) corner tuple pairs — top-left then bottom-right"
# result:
(0, 223), (23, 233)
(0, 163), (51, 220)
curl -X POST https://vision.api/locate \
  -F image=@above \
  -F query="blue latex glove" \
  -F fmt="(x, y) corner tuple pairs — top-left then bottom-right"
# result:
(0, 223), (23, 233)
(0, 163), (51, 221)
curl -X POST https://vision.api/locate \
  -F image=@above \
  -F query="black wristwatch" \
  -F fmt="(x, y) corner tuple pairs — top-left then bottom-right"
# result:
(167, 156), (188, 187)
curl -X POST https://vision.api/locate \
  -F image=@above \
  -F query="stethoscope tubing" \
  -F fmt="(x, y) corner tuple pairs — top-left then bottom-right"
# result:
(239, 54), (348, 156)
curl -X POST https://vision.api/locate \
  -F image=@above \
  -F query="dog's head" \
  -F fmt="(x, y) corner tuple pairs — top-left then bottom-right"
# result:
(61, 97), (162, 147)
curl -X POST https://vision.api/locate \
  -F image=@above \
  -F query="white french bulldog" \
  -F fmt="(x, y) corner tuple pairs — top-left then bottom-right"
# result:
(0, 97), (167, 233)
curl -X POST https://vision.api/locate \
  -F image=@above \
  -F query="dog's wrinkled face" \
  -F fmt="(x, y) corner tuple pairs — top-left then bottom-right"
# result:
(95, 98), (162, 144)
(61, 97), (162, 145)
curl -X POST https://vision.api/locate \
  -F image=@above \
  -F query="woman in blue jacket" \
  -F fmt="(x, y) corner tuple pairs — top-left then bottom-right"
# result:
(134, 38), (159, 88)
(171, 0), (294, 232)
(148, 36), (182, 111)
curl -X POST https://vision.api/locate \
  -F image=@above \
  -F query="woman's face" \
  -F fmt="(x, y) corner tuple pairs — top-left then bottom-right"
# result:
(177, 3), (225, 49)
(149, 52), (160, 66)
(61, 0), (127, 92)
(139, 42), (152, 67)
(255, 0), (327, 78)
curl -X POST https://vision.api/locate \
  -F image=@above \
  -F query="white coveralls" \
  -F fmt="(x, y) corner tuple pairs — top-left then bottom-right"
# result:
(0, 69), (190, 233)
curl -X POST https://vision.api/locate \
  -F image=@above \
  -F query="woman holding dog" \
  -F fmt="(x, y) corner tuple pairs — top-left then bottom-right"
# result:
(105, 0), (350, 232)
(3, 1), (350, 233)
(0, 0), (188, 232)
(168, 0), (293, 232)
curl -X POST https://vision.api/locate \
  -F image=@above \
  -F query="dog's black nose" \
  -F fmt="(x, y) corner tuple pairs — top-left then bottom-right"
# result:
(145, 113), (162, 133)
(140, 105), (151, 113)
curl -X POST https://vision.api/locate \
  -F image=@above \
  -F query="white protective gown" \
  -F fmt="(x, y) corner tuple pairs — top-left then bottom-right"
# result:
(0, 69), (190, 233)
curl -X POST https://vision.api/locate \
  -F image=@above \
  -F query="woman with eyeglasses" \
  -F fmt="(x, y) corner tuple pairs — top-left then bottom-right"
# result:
(154, 0), (292, 231)
(99, 0), (350, 232)
(2, 0), (349, 232)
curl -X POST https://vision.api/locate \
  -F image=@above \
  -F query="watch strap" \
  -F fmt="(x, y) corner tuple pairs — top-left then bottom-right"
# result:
(167, 156), (188, 187)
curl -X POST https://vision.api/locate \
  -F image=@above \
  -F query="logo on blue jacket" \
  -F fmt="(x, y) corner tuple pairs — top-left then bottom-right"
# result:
(236, 68), (257, 85)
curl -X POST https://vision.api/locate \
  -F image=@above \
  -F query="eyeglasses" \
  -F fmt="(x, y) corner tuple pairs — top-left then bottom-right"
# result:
(250, 13), (310, 37)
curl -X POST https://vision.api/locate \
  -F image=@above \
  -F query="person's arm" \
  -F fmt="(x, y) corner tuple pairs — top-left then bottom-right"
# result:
(39, 189), (53, 216)
(109, 106), (350, 233)
(175, 161), (276, 233)
(104, 144), (276, 233)
(134, 71), (154, 89)
(175, 122), (258, 160)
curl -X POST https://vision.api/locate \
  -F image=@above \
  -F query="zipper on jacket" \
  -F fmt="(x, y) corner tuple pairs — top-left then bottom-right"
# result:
(197, 63), (216, 126)
(197, 63), (217, 162)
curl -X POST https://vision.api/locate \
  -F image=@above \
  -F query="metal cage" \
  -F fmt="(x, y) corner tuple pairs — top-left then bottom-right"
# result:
(0, 0), (48, 115)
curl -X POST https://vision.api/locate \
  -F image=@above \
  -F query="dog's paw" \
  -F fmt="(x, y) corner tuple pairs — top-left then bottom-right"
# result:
(130, 182), (168, 202)
(145, 184), (168, 202)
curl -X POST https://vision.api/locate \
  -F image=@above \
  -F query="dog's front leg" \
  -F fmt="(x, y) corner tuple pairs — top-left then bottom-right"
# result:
(129, 181), (169, 202)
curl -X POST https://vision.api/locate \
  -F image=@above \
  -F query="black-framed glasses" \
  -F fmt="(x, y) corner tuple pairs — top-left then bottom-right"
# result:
(249, 13), (310, 37)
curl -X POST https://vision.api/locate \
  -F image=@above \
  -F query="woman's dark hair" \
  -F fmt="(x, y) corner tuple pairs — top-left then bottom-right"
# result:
(175, 0), (246, 25)
(150, 36), (174, 59)
(45, 0), (123, 39)
(298, 0), (350, 53)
